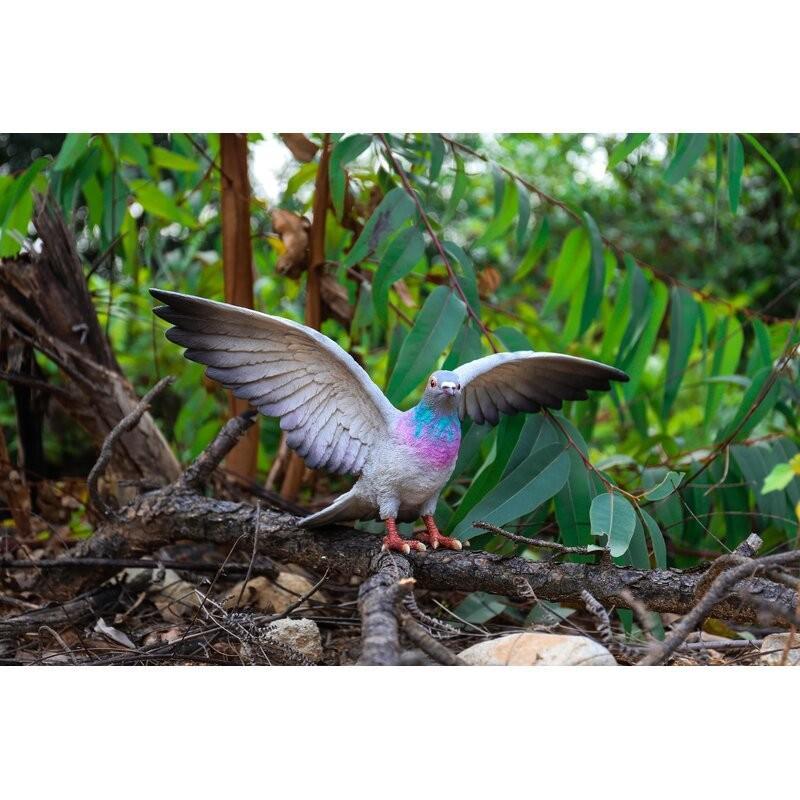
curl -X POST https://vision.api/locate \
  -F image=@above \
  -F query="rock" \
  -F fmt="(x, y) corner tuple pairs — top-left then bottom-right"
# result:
(150, 569), (202, 623)
(224, 571), (323, 614)
(758, 633), (800, 665)
(458, 632), (617, 666)
(262, 618), (323, 663)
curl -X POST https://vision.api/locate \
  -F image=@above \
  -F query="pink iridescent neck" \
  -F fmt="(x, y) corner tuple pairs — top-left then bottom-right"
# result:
(394, 404), (461, 469)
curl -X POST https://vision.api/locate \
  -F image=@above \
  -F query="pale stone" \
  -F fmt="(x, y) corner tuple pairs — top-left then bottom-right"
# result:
(458, 632), (616, 666)
(262, 618), (323, 663)
(758, 633), (800, 665)
(223, 571), (322, 614)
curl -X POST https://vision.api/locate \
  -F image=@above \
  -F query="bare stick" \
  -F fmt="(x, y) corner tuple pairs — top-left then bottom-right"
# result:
(399, 613), (465, 666)
(87, 376), (174, 515)
(638, 550), (800, 665)
(473, 520), (596, 555)
(179, 409), (258, 491)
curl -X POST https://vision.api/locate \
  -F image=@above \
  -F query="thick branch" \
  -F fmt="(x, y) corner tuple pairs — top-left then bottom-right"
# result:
(357, 553), (414, 666)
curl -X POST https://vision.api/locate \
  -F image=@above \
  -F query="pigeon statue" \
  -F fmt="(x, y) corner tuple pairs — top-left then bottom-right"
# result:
(151, 289), (629, 553)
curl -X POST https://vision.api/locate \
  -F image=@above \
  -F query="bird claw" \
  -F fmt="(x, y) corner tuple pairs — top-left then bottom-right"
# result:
(417, 516), (463, 551)
(382, 533), (427, 554)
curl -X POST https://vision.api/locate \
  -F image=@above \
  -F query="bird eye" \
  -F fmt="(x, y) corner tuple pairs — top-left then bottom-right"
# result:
(456, 384), (460, 390)
(430, 378), (437, 387)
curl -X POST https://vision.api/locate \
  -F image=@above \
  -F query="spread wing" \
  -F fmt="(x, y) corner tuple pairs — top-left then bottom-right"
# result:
(150, 289), (398, 476)
(453, 351), (629, 425)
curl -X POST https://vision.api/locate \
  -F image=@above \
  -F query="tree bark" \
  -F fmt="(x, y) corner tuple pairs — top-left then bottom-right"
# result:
(0, 196), (180, 487)
(281, 134), (331, 500)
(219, 133), (259, 481)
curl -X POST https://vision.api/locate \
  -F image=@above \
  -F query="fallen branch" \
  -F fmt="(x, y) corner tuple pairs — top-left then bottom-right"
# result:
(638, 550), (800, 665)
(357, 552), (414, 666)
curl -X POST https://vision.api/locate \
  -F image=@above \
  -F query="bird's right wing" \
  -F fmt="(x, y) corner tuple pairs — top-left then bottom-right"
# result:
(454, 351), (629, 425)
(151, 289), (398, 476)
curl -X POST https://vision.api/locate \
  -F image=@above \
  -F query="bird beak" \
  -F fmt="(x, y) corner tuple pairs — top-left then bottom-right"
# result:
(441, 382), (458, 397)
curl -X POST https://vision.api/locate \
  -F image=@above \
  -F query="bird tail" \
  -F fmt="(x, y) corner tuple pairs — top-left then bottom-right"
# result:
(300, 488), (372, 528)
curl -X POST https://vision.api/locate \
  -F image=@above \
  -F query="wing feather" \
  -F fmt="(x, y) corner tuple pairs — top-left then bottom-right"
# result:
(454, 351), (628, 426)
(152, 289), (397, 475)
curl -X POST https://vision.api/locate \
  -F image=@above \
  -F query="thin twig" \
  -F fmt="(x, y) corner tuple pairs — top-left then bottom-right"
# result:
(472, 520), (596, 555)
(399, 612), (465, 665)
(87, 376), (174, 516)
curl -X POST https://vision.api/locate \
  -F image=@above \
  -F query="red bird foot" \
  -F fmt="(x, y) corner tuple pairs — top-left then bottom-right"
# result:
(416, 515), (463, 551)
(382, 518), (427, 554)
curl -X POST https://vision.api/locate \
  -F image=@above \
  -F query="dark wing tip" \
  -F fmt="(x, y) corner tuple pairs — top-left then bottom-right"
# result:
(609, 366), (630, 383)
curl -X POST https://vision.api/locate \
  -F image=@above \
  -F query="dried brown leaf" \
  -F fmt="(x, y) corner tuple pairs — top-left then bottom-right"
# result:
(279, 133), (318, 163)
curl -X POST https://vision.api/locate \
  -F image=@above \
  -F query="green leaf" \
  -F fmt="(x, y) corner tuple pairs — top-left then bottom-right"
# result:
(579, 211), (605, 336)
(329, 134), (372, 219)
(130, 179), (196, 229)
(447, 415), (528, 533)
(742, 133), (794, 196)
(442, 152), (467, 224)
(663, 286), (700, 417)
(151, 146), (200, 172)
(600, 255), (633, 363)
(429, 134), (445, 182)
(705, 315), (743, 428)
(544, 227), (589, 314)
(607, 133), (649, 169)
(642, 470), (683, 501)
(442, 240), (480, 314)
(717, 366), (781, 443)
(590, 492), (637, 558)
(452, 444), (570, 540)
(475, 174), (518, 247)
(372, 228), (425, 325)
(386, 286), (466, 404)
(732, 443), (792, 532)
(762, 462), (795, 494)
(555, 446), (603, 553)
(494, 325), (532, 352)
(514, 215), (549, 281)
(53, 133), (92, 171)
(663, 133), (709, 184)
(727, 134), (744, 213)
(515, 186), (531, 253)
(0, 157), (47, 236)
(443, 321), (483, 371)
(453, 592), (508, 624)
(343, 187), (415, 270)
(640, 509), (667, 568)
(118, 133), (150, 168)
(621, 278), (668, 400)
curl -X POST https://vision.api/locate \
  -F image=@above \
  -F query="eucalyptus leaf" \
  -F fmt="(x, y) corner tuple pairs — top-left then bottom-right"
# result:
(386, 286), (466, 405)
(590, 492), (637, 557)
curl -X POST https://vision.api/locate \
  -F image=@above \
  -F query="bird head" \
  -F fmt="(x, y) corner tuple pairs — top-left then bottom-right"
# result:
(422, 369), (462, 410)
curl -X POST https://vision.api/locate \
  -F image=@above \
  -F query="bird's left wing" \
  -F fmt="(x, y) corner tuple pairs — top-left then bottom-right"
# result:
(453, 351), (629, 425)
(151, 289), (398, 475)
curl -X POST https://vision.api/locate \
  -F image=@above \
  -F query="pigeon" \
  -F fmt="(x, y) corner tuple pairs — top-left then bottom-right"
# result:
(150, 289), (629, 553)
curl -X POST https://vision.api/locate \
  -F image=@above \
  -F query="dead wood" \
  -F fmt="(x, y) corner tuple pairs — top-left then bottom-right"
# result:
(357, 553), (413, 666)
(0, 195), (180, 487)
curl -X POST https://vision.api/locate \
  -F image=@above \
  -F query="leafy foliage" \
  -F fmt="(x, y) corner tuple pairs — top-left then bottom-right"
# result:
(1, 131), (798, 603)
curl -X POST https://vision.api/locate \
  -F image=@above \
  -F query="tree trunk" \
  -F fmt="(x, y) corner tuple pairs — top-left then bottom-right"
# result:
(281, 134), (330, 500)
(219, 133), (259, 481)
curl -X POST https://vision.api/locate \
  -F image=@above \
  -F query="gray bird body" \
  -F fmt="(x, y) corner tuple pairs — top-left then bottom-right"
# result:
(151, 289), (629, 530)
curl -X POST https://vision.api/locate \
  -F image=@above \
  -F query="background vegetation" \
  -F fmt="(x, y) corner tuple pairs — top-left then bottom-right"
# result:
(1, 131), (798, 628)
